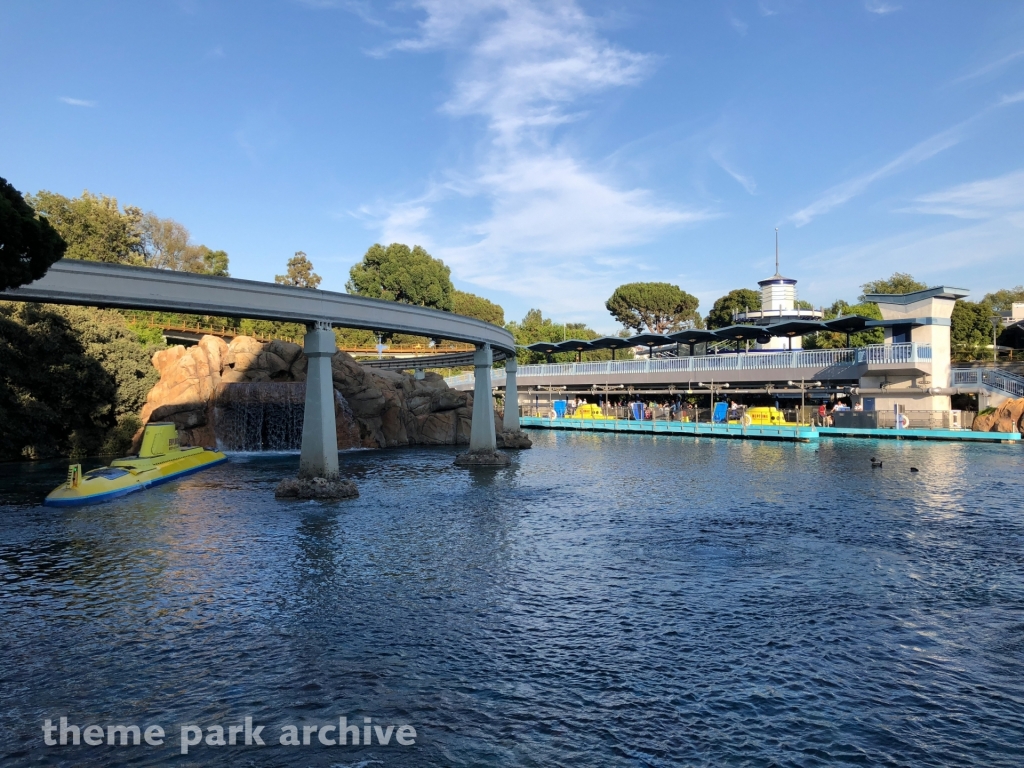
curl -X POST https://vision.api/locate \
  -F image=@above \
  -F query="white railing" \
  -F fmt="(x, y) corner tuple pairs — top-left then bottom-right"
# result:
(951, 368), (1024, 399)
(444, 343), (931, 387)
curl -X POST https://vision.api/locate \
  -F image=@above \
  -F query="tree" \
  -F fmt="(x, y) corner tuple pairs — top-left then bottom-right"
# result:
(803, 300), (883, 348)
(860, 272), (927, 299)
(0, 302), (160, 459)
(951, 299), (997, 360)
(27, 190), (145, 265)
(347, 243), (453, 311)
(139, 212), (230, 276)
(705, 288), (761, 329)
(605, 282), (701, 333)
(984, 286), (1024, 313)
(276, 251), (321, 289)
(0, 177), (67, 291)
(505, 308), (622, 364)
(452, 289), (504, 325)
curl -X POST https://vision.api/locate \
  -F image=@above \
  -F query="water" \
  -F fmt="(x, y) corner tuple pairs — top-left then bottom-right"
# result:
(214, 382), (306, 451)
(2, 432), (1023, 766)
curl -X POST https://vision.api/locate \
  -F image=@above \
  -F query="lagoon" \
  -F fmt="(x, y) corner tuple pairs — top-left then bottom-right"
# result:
(2, 433), (1023, 766)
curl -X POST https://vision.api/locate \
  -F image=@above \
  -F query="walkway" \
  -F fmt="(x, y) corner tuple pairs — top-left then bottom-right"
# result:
(446, 343), (932, 390)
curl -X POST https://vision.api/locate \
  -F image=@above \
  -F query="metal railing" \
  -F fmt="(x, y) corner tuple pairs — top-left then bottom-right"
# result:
(951, 367), (1024, 399)
(444, 343), (931, 387)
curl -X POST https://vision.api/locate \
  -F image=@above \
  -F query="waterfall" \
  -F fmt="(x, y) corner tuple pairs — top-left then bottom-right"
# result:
(214, 382), (306, 451)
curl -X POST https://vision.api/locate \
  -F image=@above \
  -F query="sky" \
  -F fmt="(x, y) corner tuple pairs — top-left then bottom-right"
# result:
(2, 0), (1023, 333)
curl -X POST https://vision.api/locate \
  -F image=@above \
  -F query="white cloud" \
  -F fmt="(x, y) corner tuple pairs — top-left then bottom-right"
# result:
(788, 125), (963, 226)
(905, 169), (1024, 219)
(952, 49), (1024, 84)
(728, 12), (748, 35)
(864, 0), (901, 15)
(711, 149), (756, 194)
(999, 89), (1024, 106)
(355, 0), (707, 317)
(59, 96), (97, 107)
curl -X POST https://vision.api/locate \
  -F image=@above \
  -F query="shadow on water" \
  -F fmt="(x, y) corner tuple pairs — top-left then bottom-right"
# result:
(1, 433), (1024, 766)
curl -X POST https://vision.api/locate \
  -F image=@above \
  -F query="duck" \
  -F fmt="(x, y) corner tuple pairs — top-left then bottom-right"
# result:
(870, 457), (883, 468)
(910, 467), (919, 473)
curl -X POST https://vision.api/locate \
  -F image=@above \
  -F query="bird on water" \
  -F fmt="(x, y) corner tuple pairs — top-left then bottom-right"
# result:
(910, 467), (919, 473)
(870, 457), (883, 468)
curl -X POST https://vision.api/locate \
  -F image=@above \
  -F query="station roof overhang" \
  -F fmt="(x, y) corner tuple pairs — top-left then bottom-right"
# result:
(821, 315), (873, 333)
(710, 325), (763, 341)
(863, 286), (970, 305)
(764, 320), (827, 338)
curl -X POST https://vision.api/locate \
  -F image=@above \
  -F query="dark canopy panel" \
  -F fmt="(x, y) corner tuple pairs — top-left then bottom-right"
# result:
(666, 329), (719, 344)
(822, 315), (873, 334)
(709, 325), (762, 341)
(765, 320), (827, 338)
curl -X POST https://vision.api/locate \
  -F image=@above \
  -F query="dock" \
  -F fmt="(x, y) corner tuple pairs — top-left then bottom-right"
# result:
(519, 417), (1021, 444)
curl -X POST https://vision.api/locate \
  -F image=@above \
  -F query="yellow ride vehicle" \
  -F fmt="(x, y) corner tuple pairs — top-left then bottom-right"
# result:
(573, 403), (615, 420)
(45, 423), (227, 507)
(743, 407), (790, 426)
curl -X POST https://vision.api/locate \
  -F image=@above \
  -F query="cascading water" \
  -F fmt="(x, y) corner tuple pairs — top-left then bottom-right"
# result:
(214, 382), (305, 451)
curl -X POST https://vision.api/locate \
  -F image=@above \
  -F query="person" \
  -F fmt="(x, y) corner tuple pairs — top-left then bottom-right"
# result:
(853, 401), (864, 411)
(817, 403), (826, 426)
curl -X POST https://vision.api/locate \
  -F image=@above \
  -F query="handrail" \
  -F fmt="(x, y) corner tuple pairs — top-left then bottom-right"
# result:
(952, 367), (1024, 398)
(445, 343), (931, 387)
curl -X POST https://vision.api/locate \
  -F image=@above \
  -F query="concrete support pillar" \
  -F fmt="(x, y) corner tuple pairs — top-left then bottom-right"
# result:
(503, 357), (519, 432)
(469, 343), (497, 452)
(299, 323), (339, 479)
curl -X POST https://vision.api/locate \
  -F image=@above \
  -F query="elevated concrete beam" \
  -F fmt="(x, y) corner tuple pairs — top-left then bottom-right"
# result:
(4, 259), (515, 354)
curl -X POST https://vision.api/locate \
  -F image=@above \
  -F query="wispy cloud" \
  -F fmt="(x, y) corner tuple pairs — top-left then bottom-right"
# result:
(904, 169), (1024, 219)
(59, 96), (97, 107)
(999, 89), (1024, 105)
(864, 0), (901, 15)
(728, 12), (748, 35)
(352, 0), (708, 316)
(952, 49), (1024, 84)
(711, 149), (756, 194)
(789, 126), (964, 227)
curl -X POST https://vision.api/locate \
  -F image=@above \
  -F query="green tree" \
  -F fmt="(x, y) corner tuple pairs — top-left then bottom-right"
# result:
(860, 272), (927, 299)
(276, 251), (321, 289)
(605, 282), (701, 333)
(347, 243), (453, 311)
(951, 299), (997, 360)
(0, 177), (67, 291)
(984, 286), (1024, 312)
(452, 289), (504, 325)
(27, 190), (145, 265)
(504, 308), (623, 364)
(803, 300), (883, 349)
(0, 302), (162, 459)
(705, 288), (761, 329)
(140, 212), (230, 275)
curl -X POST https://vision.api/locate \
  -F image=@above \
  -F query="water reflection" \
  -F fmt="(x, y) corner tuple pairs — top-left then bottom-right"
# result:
(1, 434), (1024, 767)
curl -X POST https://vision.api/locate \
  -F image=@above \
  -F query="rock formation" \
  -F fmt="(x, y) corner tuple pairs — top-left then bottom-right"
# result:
(972, 398), (1024, 434)
(139, 335), (500, 450)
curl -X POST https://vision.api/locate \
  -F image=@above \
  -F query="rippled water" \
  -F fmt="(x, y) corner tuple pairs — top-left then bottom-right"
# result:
(2, 432), (1024, 767)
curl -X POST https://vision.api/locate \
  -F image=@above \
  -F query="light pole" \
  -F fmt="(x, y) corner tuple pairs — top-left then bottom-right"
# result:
(990, 316), (1002, 362)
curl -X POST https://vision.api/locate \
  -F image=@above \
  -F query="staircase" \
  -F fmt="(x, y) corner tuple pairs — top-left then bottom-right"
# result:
(951, 368), (1024, 399)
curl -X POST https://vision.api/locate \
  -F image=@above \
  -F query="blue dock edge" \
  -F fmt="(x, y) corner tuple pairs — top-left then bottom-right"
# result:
(519, 417), (1021, 444)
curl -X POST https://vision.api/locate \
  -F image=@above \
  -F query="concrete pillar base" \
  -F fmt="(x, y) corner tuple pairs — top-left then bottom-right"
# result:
(496, 429), (532, 449)
(299, 324), (340, 480)
(454, 449), (511, 467)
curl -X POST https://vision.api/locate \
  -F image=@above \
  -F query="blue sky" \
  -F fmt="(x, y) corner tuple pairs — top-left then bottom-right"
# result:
(2, 1), (1023, 332)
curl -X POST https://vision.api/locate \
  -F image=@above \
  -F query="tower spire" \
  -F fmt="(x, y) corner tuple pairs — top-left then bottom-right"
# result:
(775, 227), (779, 276)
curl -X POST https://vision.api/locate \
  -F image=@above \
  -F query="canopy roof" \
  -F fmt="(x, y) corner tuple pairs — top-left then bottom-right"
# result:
(553, 338), (596, 353)
(525, 341), (561, 354)
(627, 332), (672, 347)
(765, 320), (827, 337)
(588, 335), (637, 350)
(822, 315), (873, 334)
(709, 324), (762, 341)
(667, 328), (719, 344)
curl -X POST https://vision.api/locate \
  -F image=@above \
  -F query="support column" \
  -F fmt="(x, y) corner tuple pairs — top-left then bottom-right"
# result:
(299, 322), (339, 479)
(503, 357), (520, 432)
(469, 343), (497, 452)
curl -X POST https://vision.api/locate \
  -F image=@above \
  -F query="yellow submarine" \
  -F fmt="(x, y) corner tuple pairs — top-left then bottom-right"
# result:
(45, 423), (227, 507)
